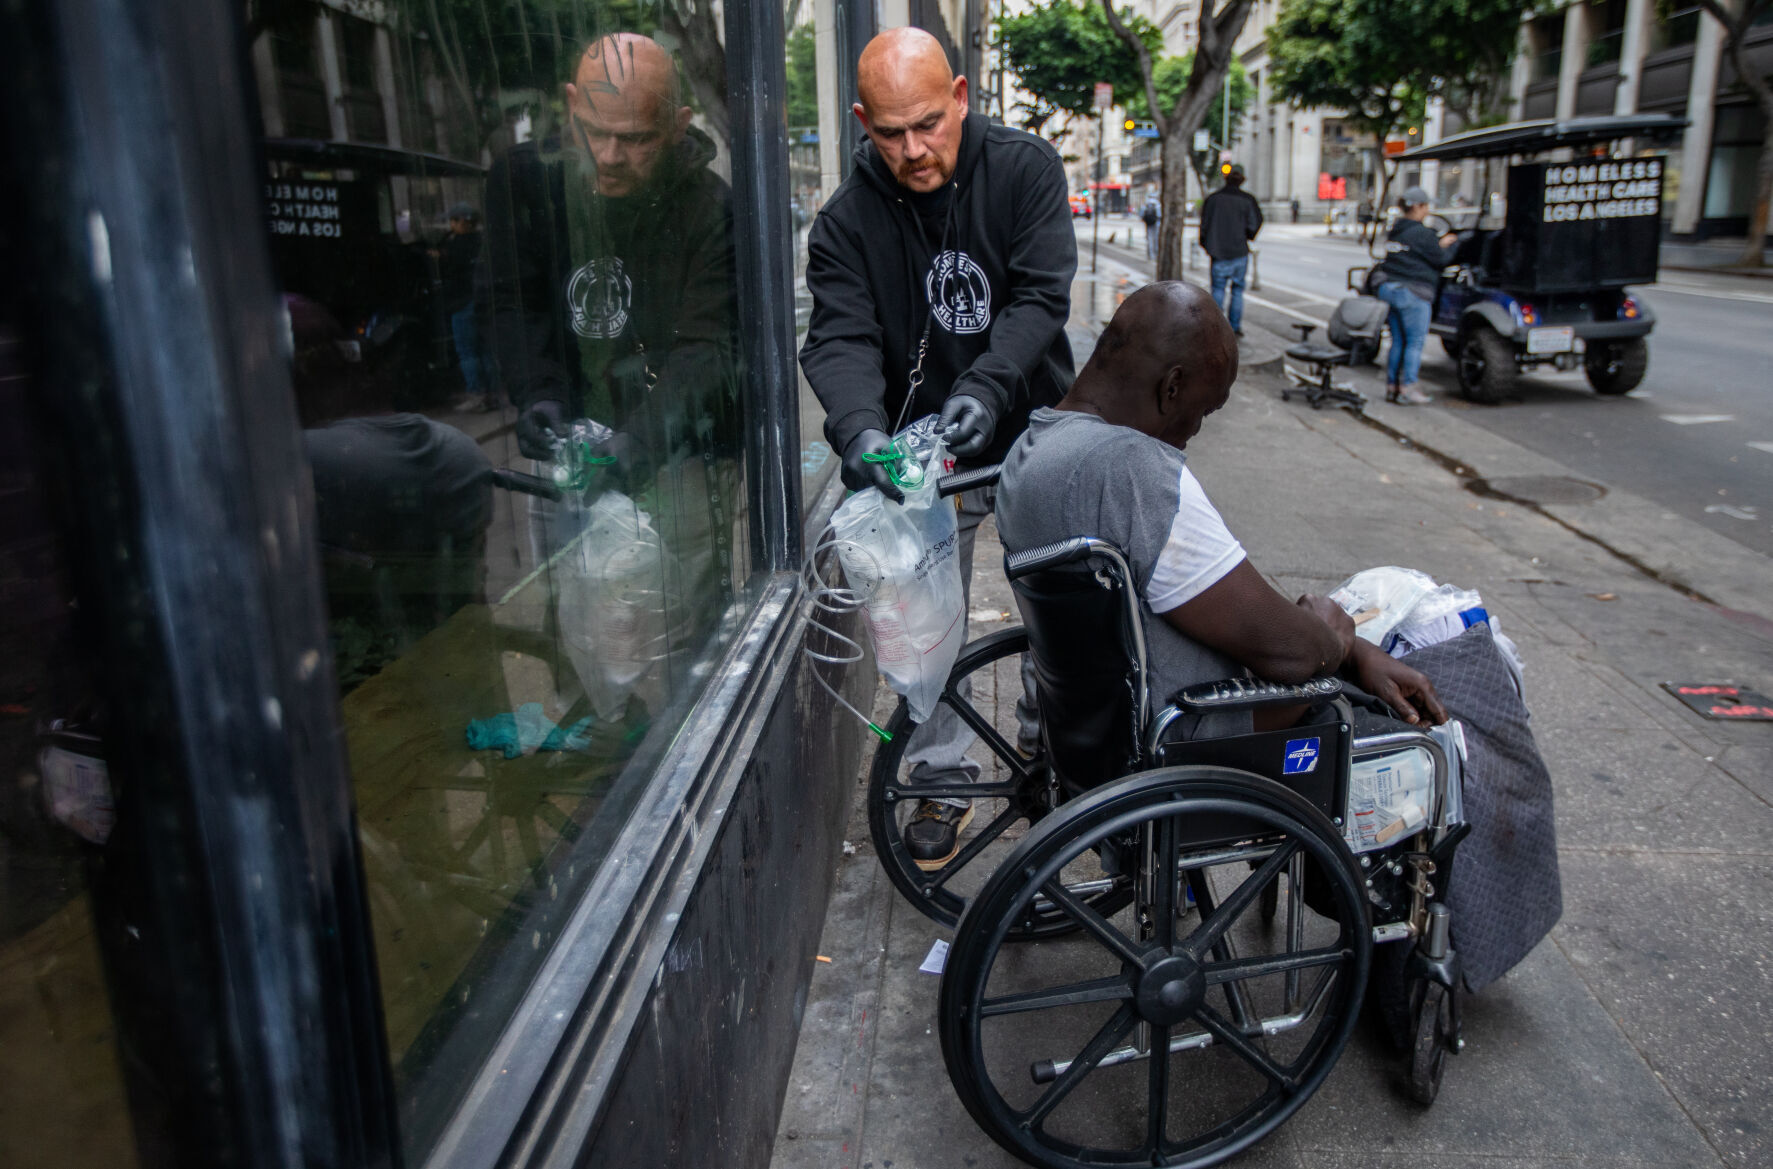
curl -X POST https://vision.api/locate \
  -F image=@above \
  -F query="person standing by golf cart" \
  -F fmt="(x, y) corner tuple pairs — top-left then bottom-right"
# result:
(1376, 185), (1458, 405)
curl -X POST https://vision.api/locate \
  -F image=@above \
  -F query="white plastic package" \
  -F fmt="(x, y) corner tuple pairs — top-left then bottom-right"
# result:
(1345, 745), (1435, 853)
(829, 418), (965, 724)
(557, 490), (672, 721)
(1330, 566), (1523, 697)
(1328, 566), (1441, 647)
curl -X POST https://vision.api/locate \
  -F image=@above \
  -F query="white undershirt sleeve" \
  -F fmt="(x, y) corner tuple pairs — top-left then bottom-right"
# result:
(1143, 463), (1246, 614)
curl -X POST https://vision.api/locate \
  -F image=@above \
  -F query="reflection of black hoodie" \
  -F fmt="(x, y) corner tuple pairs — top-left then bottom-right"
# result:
(481, 126), (740, 469)
(800, 113), (1076, 466)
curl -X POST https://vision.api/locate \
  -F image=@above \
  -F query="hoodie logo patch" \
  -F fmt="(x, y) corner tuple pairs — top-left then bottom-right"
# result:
(926, 251), (992, 335)
(567, 257), (632, 339)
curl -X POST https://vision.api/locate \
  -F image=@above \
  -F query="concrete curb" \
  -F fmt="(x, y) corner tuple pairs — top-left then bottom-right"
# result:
(1323, 393), (1772, 622)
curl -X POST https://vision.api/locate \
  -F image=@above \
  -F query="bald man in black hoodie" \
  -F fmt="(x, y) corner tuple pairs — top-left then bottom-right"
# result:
(801, 28), (1076, 869)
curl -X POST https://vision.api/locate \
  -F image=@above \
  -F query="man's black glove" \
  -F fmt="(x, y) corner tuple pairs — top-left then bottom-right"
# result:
(840, 428), (903, 503)
(939, 394), (995, 459)
(516, 399), (568, 460)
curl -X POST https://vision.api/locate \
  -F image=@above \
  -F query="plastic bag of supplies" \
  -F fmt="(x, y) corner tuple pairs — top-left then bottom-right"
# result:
(829, 417), (965, 724)
(557, 490), (672, 721)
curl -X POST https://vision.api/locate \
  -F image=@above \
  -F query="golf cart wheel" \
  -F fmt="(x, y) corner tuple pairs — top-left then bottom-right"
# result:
(1456, 324), (1516, 404)
(1584, 338), (1648, 395)
(866, 626), (1132, 937)
(940, 766), (1369, 1169)
(1403, 979), (1456, 1106)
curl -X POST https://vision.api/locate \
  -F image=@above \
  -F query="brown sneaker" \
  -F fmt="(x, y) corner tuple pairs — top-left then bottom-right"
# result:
(905, 800), (975, 871)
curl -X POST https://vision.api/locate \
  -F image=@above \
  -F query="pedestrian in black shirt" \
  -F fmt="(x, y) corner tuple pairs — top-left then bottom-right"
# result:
(1199, 163), (1262, 335)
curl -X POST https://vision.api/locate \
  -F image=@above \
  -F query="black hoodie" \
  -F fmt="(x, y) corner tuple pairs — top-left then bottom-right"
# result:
(799, 113), (1077, 466)
(480, 126), (741, 471)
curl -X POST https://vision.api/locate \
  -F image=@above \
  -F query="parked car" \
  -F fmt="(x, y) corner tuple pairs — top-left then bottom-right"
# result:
(1068, 193), (1092, 219)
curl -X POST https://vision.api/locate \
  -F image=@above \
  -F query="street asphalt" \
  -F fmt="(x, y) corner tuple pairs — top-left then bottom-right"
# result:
(769, 224), (1773, 1169)
(1169, 220), (1773, 561)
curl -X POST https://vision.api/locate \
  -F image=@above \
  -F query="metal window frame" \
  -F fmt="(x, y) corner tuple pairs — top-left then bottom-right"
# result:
(1, 0), (400, 1165)
(4, 0), (830, 1166)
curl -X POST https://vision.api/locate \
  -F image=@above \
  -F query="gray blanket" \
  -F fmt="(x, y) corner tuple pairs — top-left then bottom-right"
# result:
(1404, 624), (1563, 991)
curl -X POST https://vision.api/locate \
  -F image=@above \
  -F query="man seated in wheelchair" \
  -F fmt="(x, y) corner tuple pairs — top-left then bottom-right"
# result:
(995, 280), (1560, 1010)
(997, 281), (1446, 743)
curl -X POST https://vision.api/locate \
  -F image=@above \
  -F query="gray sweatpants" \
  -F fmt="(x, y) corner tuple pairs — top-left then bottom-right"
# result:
(903, 485), (1041, 807)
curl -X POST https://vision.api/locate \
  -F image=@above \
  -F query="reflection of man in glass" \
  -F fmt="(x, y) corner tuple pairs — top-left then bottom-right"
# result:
(483, 32), (740, 723)
(439, 202), (488, 410)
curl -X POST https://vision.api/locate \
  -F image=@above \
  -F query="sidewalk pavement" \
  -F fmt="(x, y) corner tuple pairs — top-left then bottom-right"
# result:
(770, 259), (1773, 1168)
(1659, 238), (1773, 280)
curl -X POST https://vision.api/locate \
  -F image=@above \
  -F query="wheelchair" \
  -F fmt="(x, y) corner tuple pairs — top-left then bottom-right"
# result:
(1279, 271), (1386, 412)
(867, 469), (1469, 1169)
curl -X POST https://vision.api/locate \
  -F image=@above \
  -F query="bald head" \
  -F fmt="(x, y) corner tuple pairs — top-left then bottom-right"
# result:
(1066, 282), (1238, 450)
(857, 28), (954, 111)
(567, 33), (692, 196)
(853, 29), (968, 193)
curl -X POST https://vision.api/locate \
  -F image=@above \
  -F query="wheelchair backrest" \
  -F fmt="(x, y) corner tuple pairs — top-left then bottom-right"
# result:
(1005, 540), (1146, 793)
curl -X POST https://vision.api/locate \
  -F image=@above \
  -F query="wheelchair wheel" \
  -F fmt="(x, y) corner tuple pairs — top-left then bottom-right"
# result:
(1404, 979), (1456, 1105)
(940, 766), (1369, 1169)
(867, 627), (1132, 937)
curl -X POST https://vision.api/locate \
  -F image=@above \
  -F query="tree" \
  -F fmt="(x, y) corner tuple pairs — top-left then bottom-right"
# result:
(786, 20), (818, 133)
(1102, 0), (1260, 279)
(1693, 0), (1773, 266)
(1121, 54), (1253, 205)
(1268, 0), (1527, 239)
(995, 1), (1161, 137)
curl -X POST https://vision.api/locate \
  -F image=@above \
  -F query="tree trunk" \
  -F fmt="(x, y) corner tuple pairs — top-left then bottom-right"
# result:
(1366, 144), (1393, 247)
(1157, 126), (1195, 280)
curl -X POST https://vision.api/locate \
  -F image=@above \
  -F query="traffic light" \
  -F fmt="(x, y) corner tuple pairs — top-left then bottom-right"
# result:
(1220, 162), (1232, 176)
(1124, 119), (1135, 131)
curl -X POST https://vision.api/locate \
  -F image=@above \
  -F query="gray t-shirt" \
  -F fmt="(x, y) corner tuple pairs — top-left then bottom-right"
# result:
(997, 407), (1252, 738)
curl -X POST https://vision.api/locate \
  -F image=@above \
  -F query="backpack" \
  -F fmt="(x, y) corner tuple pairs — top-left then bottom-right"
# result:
(1140, 204), (1158, 226)
(1326, 295), (1389, 365)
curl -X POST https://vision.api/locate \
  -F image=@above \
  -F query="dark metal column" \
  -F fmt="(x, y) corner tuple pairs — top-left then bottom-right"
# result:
(835, 0), (878, 179)
(0, 1), (398, 1166)
(729, 0), (804, 569)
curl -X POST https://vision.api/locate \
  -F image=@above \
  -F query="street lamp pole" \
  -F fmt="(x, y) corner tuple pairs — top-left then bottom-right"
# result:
(1091, 107), (1104, 274)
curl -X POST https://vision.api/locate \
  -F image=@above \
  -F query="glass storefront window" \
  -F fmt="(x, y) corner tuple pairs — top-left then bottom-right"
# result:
(0, 324), (140, 1169)
(249, 3), (752, 1158)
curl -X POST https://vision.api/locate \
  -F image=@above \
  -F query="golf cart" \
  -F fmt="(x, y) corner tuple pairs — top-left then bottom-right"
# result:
(1367, 114), (1686, 403)
(262, 138), (487, 408)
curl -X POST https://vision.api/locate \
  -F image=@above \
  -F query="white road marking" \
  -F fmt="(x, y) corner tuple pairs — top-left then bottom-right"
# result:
(1749, 442), (1773, 455)
(1660, 414), (1736, 425)
(1705, 503), (1760, 520)
(1251, 278), (1340, 306)
(1244, 292), (1326, 324)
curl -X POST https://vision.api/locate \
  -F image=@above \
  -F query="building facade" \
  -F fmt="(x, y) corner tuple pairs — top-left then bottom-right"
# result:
(1512, 1), (1771, 238)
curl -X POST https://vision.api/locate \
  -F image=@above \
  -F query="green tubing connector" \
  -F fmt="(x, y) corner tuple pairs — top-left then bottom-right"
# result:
(860, 440), (926, 490)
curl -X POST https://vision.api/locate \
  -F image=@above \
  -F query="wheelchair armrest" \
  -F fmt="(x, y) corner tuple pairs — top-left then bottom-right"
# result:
(936, 464), (1001, 498)
(1171, 676), (1342, 714)
(1004, 536), (1098, 579)
(1291, 323), (1318, 341)
(486, 467), (564, 502)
